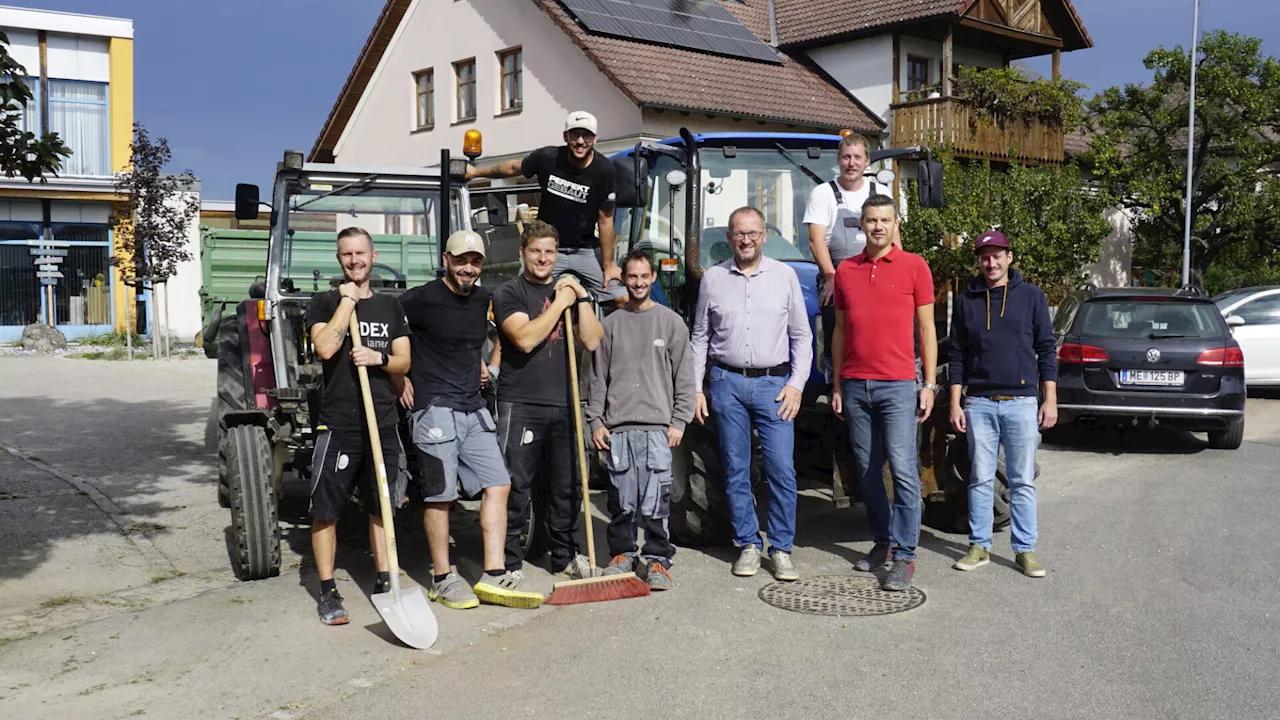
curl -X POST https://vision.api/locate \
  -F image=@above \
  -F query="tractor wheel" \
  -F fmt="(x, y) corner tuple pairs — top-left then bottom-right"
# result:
(669, 427), (733, 547)
(519, 482), (550, 561)
(215, 310), (249, 509)
(224, 425), (281, 580)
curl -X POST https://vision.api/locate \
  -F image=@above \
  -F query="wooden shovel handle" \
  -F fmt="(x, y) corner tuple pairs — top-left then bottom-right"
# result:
(349, 312), (402, 594)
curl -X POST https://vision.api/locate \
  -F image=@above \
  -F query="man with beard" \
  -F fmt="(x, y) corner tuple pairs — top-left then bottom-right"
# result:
(396, 231), (525, 609)
(493, 220), (603, 588)
(465, 111), (623, 302)
(305, 227), (411, 626)
(691, 207), (812, 582)
(586, 251), (694, 590)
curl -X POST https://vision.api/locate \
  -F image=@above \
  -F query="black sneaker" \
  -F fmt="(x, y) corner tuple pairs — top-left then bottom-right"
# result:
(854, 543), (893, 572)
(373, 577), (391, 595)
(317, 590), (349, 625)
(881, 560), (915, 592)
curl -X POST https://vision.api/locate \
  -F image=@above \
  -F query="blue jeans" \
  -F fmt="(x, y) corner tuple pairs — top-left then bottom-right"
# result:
(708, 366), (796, 554)
(964, 396), (1039, 553)
(842, 379), (921, 562)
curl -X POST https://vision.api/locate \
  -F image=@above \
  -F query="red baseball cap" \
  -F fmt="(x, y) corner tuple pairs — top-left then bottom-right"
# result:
(974, 230), (1010, 252)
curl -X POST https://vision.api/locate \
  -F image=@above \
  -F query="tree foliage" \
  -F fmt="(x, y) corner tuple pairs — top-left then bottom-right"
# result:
(902, 150), (1113, 304)
(0, 30), (71, 181)
(1085, 30), (1280, 284)
(954, 65), (1088, 131)
(110, 123), (200, 282)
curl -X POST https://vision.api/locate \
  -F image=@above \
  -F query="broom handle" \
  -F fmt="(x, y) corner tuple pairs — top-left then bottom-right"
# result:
(563, 306), (596, 569)
(349, 312), (402, 595)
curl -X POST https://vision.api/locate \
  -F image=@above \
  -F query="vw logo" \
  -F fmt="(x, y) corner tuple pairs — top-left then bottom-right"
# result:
(1146, 348), (1161, 362)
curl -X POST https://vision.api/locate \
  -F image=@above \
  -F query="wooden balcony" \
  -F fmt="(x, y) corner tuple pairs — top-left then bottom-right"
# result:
(890, 96), (1064, 164)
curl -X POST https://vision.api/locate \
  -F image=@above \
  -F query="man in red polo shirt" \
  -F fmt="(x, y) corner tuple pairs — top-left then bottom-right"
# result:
(831, 194), (938, 591)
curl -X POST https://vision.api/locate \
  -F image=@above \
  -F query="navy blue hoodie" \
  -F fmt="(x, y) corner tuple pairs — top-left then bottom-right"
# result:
(948, 268), (1057, 397)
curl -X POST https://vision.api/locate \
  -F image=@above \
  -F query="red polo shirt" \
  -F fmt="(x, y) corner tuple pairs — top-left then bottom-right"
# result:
(834, 246), (934, 381)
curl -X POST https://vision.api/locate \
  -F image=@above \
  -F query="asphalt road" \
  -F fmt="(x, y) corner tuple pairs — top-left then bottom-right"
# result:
(1, 355), (1277, 720)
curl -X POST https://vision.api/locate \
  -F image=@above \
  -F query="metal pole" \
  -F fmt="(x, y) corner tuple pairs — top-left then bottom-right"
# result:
(1181, 0), (1201, 287)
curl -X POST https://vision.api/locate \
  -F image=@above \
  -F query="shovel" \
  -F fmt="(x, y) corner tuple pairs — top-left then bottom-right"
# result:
(349, 312), (438, 650)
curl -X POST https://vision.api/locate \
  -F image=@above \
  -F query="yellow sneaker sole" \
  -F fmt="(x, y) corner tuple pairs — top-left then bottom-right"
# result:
(473, 582), (544, 609)
(427, 591), (479, 610)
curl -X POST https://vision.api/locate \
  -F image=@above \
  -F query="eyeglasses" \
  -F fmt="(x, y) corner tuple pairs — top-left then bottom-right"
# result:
(566, 129), (596, 141)
(728, 231), (765, 241)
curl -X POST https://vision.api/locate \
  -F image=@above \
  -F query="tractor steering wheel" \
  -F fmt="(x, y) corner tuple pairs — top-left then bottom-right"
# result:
(372, 263), (406, 287)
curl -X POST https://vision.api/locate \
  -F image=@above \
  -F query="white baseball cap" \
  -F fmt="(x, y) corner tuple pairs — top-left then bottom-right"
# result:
(564, 110), (598, 135)
(444, 230), (486, 258)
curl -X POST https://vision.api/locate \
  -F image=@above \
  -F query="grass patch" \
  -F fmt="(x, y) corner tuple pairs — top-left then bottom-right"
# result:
(77, 683), (108, 696)
(81, 330), (144, 347)
(229, 597), (245, 605)
(40, 594), (83, 610)
(148, 569), (187, 584)
(79, 347), (131, 361)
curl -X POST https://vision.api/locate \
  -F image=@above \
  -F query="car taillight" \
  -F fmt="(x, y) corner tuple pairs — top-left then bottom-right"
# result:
(1197, 347), (1244, 367)
(1058, 343), (1110, 364)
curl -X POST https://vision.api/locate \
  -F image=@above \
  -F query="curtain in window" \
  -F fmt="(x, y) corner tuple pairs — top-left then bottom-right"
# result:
(49, 81), (109, 176)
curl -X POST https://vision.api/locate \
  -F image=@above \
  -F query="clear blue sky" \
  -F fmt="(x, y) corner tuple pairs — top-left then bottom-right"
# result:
(8, 0), (1278, 199)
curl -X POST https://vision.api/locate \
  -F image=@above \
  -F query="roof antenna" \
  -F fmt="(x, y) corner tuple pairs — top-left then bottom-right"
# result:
(767, 0), (779, 47)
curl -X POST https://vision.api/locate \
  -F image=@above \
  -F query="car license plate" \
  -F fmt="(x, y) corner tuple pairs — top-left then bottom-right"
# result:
(1119, 369), (1185, 386)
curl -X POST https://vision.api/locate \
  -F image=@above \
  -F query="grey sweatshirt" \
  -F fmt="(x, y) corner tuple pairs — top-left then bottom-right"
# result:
(586, 303), (695, 434)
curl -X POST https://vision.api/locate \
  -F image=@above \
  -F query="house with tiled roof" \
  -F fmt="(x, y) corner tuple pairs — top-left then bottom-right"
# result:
(310, 0), (1092, 169)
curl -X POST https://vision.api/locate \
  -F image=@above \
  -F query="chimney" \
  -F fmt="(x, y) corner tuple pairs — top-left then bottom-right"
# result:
(767, 0), (779, 47)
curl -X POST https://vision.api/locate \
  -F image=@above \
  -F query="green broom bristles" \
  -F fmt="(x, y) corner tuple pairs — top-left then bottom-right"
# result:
(543, 571), (651, 605)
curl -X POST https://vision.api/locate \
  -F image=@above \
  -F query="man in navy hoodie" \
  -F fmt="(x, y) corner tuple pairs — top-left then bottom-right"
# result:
(947, 230), (1057, 578)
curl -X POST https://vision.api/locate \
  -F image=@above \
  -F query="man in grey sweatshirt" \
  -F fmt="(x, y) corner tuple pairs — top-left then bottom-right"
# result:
(586, 250), (695, 590)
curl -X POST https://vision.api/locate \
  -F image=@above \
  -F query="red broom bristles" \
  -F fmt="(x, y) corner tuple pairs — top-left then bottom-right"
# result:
(543, 572), (651, 605)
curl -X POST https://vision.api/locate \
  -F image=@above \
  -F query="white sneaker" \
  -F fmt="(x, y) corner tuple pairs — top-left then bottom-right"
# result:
(554, 554), (594, 580)
(732, 545), (762, 577)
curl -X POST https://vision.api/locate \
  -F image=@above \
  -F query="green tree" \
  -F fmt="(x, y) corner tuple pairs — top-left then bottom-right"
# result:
(0, 30), (71, 181)
(1086, 31), (1280, 285)
(903, 151), (1113, 304)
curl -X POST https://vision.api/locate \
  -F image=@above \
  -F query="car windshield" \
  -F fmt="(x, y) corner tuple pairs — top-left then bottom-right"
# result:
(1212, 289), (1254, 309)
(1075, 300), (1225, 339)
(280, 183), (457, 293)
(697, 147), (840, 265)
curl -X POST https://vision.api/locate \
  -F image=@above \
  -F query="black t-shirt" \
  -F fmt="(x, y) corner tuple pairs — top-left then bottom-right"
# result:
(305, 290), (409, 433)
(399, 279), (489, 413)
(521, 146), (617, 249)
(493, 275), (569, 407)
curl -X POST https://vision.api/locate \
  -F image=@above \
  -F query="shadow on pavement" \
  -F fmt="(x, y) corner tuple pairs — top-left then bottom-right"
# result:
(1041, 424), (1207, 456)
(0, 395), (212, 583)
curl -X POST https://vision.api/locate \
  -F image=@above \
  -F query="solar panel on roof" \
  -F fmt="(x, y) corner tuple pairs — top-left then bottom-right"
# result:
(559, 0), (782, 65)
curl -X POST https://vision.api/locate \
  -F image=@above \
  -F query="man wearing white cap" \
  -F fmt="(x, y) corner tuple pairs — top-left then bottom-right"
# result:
(395, 230), (538, 610)
(465, 110), (623, 301)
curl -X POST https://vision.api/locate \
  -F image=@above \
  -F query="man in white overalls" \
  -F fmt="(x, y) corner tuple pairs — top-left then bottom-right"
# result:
(804, 133), (884, 381)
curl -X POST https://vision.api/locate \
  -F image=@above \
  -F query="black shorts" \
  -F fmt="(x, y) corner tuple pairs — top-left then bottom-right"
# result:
(309, 428), (403, 522)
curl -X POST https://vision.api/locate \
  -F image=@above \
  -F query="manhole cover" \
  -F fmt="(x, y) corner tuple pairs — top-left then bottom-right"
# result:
(758, 575), (926, 616)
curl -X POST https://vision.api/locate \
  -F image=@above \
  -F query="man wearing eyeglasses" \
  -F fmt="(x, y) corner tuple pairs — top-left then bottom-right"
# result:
(465, 110), (624, 302)
(691, 207), (812, 582)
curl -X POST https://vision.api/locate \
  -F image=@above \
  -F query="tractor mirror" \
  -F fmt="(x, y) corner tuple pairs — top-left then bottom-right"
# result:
(917, 161), (944, 209)
(612, 155), (648, 208)
(235, 183), (261, 220)
(484, 193), (509, 228)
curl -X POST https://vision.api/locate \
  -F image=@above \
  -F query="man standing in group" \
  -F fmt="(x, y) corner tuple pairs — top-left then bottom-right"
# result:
(587, 250), (695, 591)
(305, 227), (411, 625)
(831, 195), (938, 592)
(948, 231), (1056, 578)
(691, 207), (812, 581)
(493, 220), (604, 586)
(465, 110), (624, 301)
(803, 134), (884, 376)
(395, 231), (533, 609)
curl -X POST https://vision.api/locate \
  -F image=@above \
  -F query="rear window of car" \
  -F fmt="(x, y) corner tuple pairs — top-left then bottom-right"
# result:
(1073, 300), (1226, 339)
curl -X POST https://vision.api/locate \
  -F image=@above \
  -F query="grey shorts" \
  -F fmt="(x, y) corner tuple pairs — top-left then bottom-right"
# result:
(410, 405), (510, 503)
(604, 429), (673, 519)
(554, 247), (627, 303)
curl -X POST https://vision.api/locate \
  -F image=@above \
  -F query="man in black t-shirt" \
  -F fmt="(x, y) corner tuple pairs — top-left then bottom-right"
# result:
(465, 110), (624, 302)
(304, 227), (411, 627)
(492, 219), (603, 580)
(397, 230), (543, 610)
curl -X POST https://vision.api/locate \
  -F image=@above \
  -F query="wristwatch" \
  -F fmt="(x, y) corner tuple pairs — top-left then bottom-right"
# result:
(922, 382), (940, 393)
(576, 296), (593, 305)
(379, 351), (389, 367)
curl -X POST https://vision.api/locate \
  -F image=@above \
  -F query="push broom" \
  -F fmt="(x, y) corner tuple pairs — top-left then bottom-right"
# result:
(545, 305), (650, 605)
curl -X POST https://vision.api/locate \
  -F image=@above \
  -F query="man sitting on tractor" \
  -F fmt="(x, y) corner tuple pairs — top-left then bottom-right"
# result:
(305, 227), (411, 626)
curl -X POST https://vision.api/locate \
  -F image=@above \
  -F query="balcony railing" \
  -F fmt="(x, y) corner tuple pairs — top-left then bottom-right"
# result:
(891, 96), (1064, 164)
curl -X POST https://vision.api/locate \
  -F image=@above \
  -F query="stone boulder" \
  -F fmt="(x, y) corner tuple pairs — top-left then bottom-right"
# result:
(20, 323), (68, 353)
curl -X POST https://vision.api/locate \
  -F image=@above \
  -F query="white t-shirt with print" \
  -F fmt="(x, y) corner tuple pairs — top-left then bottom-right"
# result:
(802, 180), (875, 245)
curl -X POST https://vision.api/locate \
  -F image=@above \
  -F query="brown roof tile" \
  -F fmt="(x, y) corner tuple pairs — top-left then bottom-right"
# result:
(533, 0), (881, 132)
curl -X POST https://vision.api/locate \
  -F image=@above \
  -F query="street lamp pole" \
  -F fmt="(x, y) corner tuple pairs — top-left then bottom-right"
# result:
(1181, 0), (1202, 287)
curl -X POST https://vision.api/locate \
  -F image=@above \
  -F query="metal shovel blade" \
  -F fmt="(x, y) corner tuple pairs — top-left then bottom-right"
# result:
(371, 585), (438, 649)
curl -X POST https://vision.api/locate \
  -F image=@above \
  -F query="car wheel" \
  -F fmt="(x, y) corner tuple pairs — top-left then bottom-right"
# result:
(1208, 418), (1244, 450)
